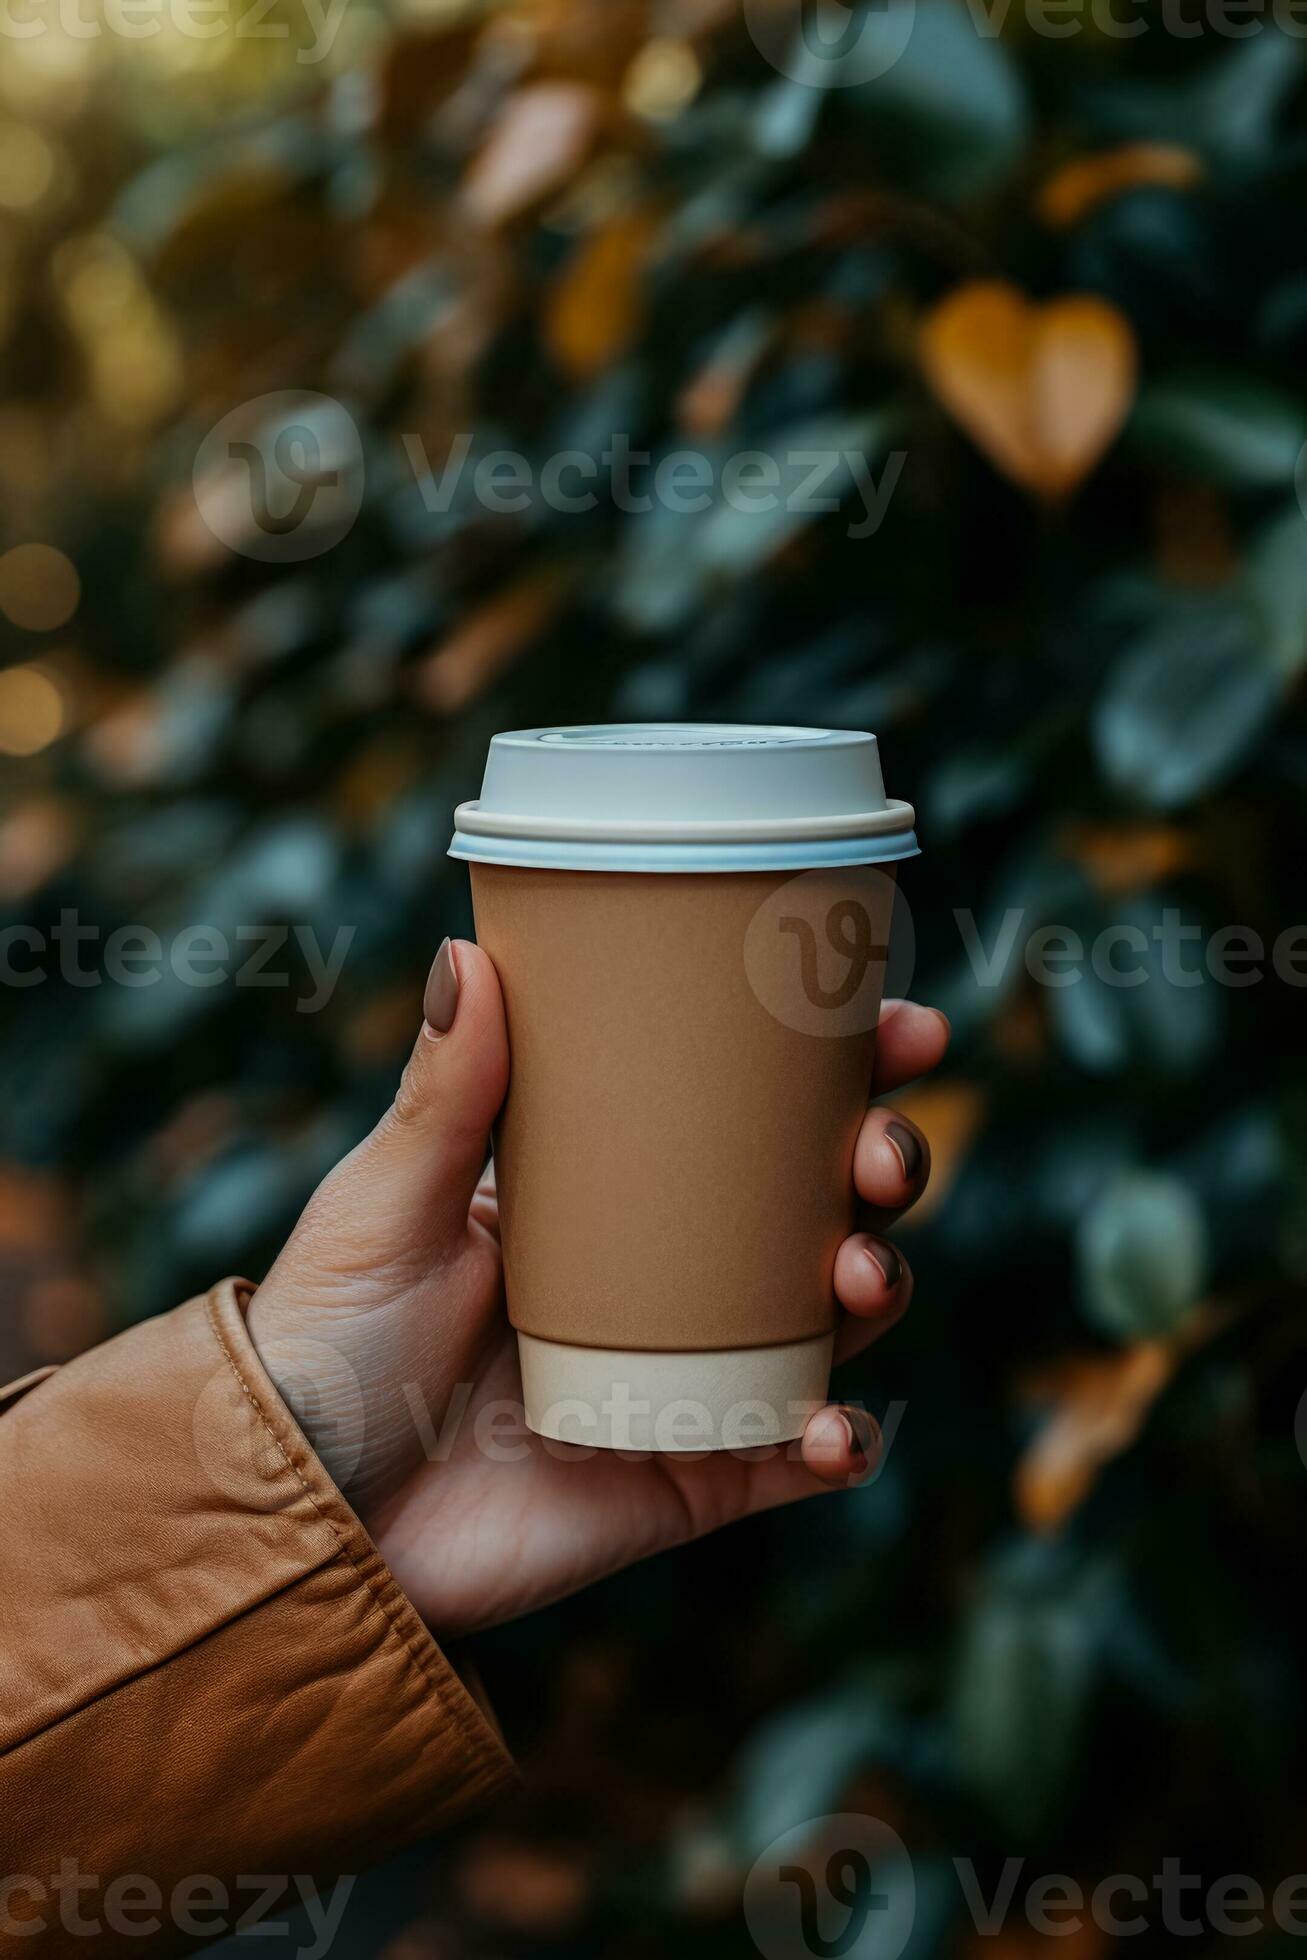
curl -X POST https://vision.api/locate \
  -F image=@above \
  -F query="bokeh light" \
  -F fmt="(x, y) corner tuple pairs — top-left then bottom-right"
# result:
(0, 27), (95, 122)
(0, 544), (81, 632)
(0, 121), (59, 212)
(623, 38), (702, 121)
(52, 234), (183, 429)
(0, 663), (66, 756)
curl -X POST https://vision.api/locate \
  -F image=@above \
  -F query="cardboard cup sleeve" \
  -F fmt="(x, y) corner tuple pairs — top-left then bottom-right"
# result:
(469, 863), (898, 1451)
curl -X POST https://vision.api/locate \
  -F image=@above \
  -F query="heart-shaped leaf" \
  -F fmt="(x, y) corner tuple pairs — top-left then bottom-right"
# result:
(920, 281), (1138, 500)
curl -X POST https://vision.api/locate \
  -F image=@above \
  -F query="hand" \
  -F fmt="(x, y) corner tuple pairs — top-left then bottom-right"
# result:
(248, 939), (949, 1638)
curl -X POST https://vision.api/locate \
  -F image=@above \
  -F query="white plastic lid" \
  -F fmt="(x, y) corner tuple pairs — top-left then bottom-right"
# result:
(450, 724), (919, 873)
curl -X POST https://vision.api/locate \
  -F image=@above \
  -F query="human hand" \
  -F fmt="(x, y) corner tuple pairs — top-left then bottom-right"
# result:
(248, 939), (948, 1638)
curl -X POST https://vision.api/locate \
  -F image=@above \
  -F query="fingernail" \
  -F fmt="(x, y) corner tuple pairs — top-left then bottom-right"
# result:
(929, 1006), (952, 1038)
(423, 938), (459, 1035)
(866, 1239), (902, 1290)
(884, 1119), (923, 1182)
(839, 1407), (879, 1476)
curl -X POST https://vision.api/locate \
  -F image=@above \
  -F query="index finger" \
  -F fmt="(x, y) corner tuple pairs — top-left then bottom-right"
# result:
(873, 1000), (951, 1096)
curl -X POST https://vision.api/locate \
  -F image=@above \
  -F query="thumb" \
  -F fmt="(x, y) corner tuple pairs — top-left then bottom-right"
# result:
(358, 937), (509, 1245)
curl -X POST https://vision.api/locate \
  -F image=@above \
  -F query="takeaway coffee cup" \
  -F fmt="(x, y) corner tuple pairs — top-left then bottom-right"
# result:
(450, 725), (919, 1452)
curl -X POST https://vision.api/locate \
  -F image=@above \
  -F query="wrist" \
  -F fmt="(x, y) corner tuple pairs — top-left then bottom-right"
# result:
(245, 1290), (421, 1523)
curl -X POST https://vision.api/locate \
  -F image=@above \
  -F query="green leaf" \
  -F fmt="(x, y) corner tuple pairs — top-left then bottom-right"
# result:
(696, 415), (896, 573)
(730, 1687), (891, 1861)
(1130, 372), (1307, 490)
(1078, 1171), (1209, 1342)
(752, 23), (839, 158)
(1094, 602), (1278, 808)
(952, 1544), (1108, 1840)
(1046, 896), (1222, 1080)
(616, 414), (895, 629)
(1079, 29), (1302, 164)
(1187, 29), (1303, 161)
(926, 746), (1031, 836)
(840, 0), (1030, 201)
(1244, 504), (1307, 683)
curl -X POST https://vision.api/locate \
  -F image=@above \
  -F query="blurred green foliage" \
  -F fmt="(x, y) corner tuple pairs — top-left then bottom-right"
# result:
(3, 0), (1307, 1952)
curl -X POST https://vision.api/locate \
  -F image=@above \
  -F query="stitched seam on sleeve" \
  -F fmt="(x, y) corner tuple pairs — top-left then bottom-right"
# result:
(202, 1289), (504, 1780)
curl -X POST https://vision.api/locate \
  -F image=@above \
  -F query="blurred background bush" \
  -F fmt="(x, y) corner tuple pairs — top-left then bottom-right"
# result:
(3, 0), (1307, 1952)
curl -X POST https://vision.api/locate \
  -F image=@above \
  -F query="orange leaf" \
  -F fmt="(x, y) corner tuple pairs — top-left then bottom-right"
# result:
(22, 1274), (105, 1363)
(546, 208), (657, 380)
(1152, 477), (1237, 587)
(463, 84), (603, 229)
(962, 1923), (1111, 1960)
(1039, 143), (1203, 229)
(919, 281), (1138, 501)
(1015, 1344), (1177, 1532)
(458, 1837), (588, 1937)
(377, 23), (483, 143)
(677, 315), (771, 435)
(0, 1165), (67, 1254)
(1061, 820), (1196, 897)
(415, 568), (571, 715)
(0, 798), (79, 901)
(886, 1078), (986, 1230)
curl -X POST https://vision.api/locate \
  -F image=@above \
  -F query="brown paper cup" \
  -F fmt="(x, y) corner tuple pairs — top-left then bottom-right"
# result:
(469, 862), (897, 1451)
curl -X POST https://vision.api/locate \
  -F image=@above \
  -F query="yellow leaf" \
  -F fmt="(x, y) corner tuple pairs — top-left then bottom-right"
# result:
(546, 208), (657, 380)
(920, 281), (1138, 501)
(1039, 143), (1204, 229)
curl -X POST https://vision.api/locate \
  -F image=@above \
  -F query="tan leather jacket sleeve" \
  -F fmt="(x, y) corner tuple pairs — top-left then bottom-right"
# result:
(0, 1279), (515, 1951)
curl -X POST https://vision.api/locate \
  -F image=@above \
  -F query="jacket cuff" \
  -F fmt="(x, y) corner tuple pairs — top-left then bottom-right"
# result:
(0, 1280), (515, 1886)
(203, 1276), (517, 1804)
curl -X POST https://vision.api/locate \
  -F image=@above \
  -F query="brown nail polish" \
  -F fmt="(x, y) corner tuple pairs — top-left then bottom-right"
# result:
(424, 938), (459, 1034)
(866, 1240), (902, 1290)
(840, 1406), (879, 1475)
(885, 1119), (923, 1182)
